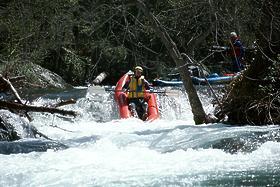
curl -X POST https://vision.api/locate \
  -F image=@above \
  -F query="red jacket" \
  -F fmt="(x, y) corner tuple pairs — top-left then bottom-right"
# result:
(227, 37), (245, 58)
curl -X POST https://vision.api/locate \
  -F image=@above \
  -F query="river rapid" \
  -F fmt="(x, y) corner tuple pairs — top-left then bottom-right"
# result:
(0, 86), (280, 187)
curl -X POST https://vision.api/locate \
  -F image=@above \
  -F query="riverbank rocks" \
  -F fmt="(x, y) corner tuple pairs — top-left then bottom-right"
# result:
(0, 109), (68, 154)
(0, 110), (34, 141)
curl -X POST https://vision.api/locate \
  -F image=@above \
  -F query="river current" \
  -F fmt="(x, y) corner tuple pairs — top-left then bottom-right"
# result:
(0, 86), (279, 187)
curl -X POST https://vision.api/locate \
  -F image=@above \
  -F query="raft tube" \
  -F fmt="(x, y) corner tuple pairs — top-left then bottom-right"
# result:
(114, 73), (159, 121)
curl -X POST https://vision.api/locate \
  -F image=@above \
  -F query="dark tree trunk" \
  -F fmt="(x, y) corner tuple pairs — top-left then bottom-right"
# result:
(136, 0), (208, 124)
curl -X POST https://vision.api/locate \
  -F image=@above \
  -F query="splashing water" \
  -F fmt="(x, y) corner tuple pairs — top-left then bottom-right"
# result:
(0, 86), (280, 186)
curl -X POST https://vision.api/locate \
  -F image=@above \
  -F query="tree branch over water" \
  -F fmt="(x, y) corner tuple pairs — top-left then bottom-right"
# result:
(135, 0), (208, 124)
(0, 100), (77, 117)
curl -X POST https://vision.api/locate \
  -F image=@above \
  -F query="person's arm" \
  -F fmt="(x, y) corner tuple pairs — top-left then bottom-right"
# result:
(122, 79), (130, 90)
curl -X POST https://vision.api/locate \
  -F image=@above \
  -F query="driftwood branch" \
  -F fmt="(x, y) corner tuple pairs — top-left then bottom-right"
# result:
(0, 75), (32, 121)
(9, 75), (26, 83)
(0, 100), (77, 117)
(52, 99), (77, 108)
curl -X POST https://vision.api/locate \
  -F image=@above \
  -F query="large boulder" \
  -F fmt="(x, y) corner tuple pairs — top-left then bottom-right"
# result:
(0, 110), (68, 154)
(26, 63), (72, 89)
(0, 62), (73, 96)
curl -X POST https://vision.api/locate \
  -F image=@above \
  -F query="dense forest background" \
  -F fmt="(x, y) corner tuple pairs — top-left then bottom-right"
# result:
(0, 0), (269, 86)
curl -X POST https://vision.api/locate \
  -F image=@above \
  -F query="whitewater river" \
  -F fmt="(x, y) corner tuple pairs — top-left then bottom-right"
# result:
(0, 86), (280, 186)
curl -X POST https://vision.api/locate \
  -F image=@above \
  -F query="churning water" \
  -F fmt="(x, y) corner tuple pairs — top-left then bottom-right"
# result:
(0, 86), (280, 187)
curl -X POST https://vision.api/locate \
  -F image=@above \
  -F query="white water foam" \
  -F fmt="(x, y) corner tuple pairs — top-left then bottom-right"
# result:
(0, 88), (279, 186)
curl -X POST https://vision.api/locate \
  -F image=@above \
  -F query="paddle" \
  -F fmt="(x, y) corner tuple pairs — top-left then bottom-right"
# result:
(87, 85), (179, 96)
(107, 87), (179, 95)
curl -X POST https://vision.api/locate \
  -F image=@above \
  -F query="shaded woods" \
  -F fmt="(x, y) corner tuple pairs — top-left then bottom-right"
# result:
(0, 0), (279, 125)
(215, 0), (280, 125)
(0, 0), (264, 84)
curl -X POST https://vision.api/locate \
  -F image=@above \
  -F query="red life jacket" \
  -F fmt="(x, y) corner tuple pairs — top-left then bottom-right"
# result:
(228, 37), (243, 57)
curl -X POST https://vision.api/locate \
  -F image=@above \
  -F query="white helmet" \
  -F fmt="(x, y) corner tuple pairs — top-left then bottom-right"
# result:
(134, 66), (143, 72)
(230, 32), (237, 37)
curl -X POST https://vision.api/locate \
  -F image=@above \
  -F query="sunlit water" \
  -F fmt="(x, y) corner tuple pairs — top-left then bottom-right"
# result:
(0, 86), (280, 186)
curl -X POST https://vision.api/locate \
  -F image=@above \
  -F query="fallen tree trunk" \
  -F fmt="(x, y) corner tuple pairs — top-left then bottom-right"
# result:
(0, 100), (77, 117)
(136, 0), (208, 124)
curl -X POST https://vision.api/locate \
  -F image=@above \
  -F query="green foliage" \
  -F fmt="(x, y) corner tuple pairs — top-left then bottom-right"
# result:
(0, 0), (274, 85)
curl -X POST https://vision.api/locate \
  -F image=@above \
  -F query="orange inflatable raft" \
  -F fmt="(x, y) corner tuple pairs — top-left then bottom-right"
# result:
(114, 73), (159, 121)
